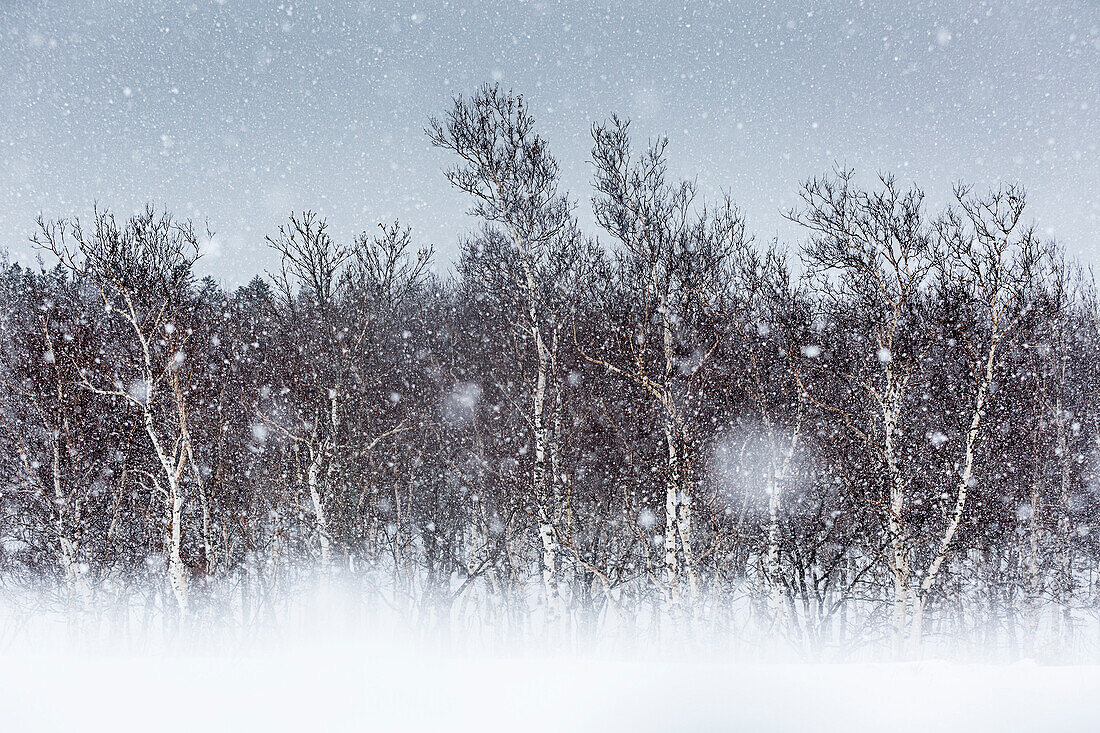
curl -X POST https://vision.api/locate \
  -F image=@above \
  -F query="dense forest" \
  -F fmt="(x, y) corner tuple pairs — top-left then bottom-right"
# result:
(1, 86), (1097, 660)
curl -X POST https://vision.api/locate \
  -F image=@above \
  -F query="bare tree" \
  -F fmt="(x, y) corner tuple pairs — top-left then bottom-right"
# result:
(429, 84), (578, 630)
(585, 116), (748, 618)
(909, 185), (1042, 647)
(32, 206), (203, 620)
(788, 170), (938, 655)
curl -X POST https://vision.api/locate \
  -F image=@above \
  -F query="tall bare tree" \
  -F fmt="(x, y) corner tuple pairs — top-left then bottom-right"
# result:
(429, 85), (579, 629)
(32, 206), (203, 620)
(585, 116), (748, 618)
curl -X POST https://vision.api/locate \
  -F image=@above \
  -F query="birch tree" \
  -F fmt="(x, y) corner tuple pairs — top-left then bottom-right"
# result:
(0, 266), (107, 619)
(586, 116), (747, 618)
(789, 170), (937, 655)
(717, 245), (809, 630)
(263, 213), (423, 576)
(32, 207), (203, 620)
(429, 85), (578, 629)
(910, 185), (1042, 647)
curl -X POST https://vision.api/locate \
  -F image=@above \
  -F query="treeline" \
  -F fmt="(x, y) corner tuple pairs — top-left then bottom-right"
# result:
(2, 86), (1098, 659)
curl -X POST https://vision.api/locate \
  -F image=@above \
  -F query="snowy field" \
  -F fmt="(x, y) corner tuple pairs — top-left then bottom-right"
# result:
(2, 648), (1098, 732)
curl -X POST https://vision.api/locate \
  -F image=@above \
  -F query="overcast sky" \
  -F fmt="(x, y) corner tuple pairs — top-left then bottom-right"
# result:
(1, 0), (1097, 285)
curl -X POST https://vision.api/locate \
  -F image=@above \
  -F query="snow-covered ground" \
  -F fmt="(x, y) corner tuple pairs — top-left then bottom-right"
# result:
(2, 647), (1097, 732)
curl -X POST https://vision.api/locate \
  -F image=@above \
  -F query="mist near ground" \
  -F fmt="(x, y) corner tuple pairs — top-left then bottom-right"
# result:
(2, 574), (1099, 732)
(2, 587), (1099, 733)
(5, 652), (1098, 732)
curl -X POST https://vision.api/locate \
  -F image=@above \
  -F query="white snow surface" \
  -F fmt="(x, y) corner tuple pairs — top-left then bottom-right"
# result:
(1, 647), (1097, 732)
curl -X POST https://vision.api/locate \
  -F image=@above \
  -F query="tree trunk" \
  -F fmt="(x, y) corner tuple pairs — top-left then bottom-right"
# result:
(307, 445), (331, 572)
(663, 422), (682, 618)
(882, 392), (909, 658)
(166, 475), (189, 619)
(141, 403), (189, 619)
(913, 340), (996, 651)
(531, 323), (560, 629)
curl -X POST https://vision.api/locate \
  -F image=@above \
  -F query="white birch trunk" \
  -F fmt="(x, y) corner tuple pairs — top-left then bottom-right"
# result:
(660, 282), (695, 616)
(167, 473), (188, 617)
(765, 470), (783, 619)
(912, 338), (997, 650)
(519, 248), (561, 631)
(186, 440), (215, 577)
(306, 444), (331, 572)
(881, 379), (909, 658)
(663, 422), (682, 617)
(140, 400), (189, 618)
(532, 340), (560, 628)
(676, 450), (698, 604)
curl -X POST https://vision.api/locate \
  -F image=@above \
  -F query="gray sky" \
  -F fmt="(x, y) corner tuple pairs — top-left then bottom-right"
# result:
(1, 0), (1097, 285)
